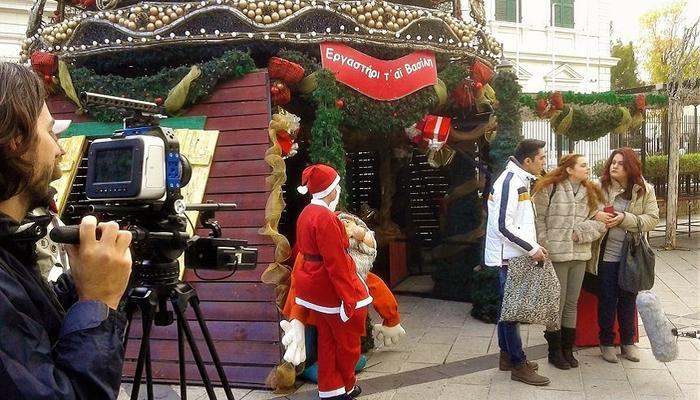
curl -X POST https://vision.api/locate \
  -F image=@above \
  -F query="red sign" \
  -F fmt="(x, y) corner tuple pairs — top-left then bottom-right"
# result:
(320, 42), (437, 101)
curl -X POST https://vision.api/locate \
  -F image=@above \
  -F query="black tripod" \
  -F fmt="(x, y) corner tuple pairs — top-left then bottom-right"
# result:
(122, 261), (235, 400)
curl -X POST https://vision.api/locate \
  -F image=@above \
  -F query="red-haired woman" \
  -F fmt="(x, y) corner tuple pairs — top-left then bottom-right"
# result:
(591, 148), (659, 363)
(532, 154), (607, 370)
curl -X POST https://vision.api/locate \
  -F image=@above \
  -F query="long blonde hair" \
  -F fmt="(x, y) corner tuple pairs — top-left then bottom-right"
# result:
(533, 154), (603, 211)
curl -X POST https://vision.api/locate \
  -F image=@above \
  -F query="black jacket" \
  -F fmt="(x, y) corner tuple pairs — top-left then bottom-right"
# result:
(0, 213), (126, 399)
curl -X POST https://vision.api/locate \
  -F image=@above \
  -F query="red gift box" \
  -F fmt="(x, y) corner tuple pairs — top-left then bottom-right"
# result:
(420, 115), (451, 150)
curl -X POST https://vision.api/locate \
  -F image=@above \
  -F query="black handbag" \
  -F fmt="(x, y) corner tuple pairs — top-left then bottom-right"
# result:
(617, 218), (655, 292)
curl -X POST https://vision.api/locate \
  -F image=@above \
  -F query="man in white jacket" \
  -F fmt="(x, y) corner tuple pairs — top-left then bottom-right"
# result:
(485, 139), (550, 386)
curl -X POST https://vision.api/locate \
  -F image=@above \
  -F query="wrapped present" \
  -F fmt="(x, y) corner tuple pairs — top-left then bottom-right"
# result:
(420, 115), (452, 151)
(269, 57), (305, 84)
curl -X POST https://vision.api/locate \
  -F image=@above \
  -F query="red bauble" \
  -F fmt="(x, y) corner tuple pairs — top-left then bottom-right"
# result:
(336, 98), (344, 109)
(154, 97), (163, 106)
(271, 86), (280, 95)
(473, 81), (483, 90)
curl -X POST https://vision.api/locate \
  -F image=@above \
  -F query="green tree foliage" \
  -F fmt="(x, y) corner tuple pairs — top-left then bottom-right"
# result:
(640, 0), (700, 84)
(611, 40), (644, 90)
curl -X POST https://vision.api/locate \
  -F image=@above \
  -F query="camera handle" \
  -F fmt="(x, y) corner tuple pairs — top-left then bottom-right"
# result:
(122, 278), (235, 400)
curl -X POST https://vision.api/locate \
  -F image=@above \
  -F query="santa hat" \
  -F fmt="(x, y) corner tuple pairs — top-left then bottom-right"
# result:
(297, 164), (340, 199)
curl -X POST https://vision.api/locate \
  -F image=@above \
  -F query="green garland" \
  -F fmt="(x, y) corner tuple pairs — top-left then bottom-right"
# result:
(489, 70), (522, 174)
(308, 69), (347, 199)
(520, 91), (668, 109)
(68, 50), (256, 122)
(550, 105), (625, 141)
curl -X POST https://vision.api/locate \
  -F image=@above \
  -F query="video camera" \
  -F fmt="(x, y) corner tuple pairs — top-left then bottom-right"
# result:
(51, 92), (257, 287)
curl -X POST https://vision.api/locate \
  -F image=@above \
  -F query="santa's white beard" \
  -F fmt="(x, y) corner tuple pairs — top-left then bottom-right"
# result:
(328, 186), (341, 211)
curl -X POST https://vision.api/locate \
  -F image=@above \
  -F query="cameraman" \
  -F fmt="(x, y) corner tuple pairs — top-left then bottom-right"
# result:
(0, 62), (133, 399)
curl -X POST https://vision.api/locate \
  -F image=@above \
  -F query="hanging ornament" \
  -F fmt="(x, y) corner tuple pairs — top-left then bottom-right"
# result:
(335, 98), (344, 109)
(155, 97), (163, 106)
(269, 108), (301, 158)
(268, 57), (305, 84)
(473, 81), (483, 90)
(549, 92), (564, 111)
(271, 80), (291, 105)
(419, 115), (452, 151)
(30, 51), (58, 84)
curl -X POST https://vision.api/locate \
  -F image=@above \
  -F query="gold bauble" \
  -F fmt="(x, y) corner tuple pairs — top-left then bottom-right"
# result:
(270, 1), (277, 9)
(271, 12), (279, 21)
(162, 15), (170, 24)
(375, 21), (383, 29)
(170, 13), (178, 20)
(155, 20), (163, 28)
(263, 15), (272, 23)
(255, 7), (263, 15)
(371, 10), (378, 19)
(350, 8), (357, 15)
(357, 14), (366, 23)
(147, 23), (155, 31)
(248, 2), (256, 10)
(149, 7), (158, 15)
(247, 10), (255, 17)
(149, 15), (157, 23)
(255, 15), (263, 22)
(285, 0), (292, 8)
(68, 21), (77, 28)
(368, 19), (375, 28)
(292, 4), (300, 11)
(279, 9), (287, 17)
(128, 21), (137, 29)
(66, 28), (73, 35)
(239, 0), (247, 9)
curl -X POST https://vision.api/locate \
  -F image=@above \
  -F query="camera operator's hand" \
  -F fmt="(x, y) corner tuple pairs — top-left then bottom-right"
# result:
(65, 216), (132, 310)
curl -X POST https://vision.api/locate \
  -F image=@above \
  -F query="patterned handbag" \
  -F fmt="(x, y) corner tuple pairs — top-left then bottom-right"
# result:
(500, 255), (561, 328)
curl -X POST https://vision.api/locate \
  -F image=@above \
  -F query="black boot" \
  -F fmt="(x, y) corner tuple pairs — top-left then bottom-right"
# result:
(543, 330), (570, 370)
(561, 327), (579, 368)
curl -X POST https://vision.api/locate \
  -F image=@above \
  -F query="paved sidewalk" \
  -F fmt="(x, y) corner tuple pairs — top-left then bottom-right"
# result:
(120, 235), (700, 400)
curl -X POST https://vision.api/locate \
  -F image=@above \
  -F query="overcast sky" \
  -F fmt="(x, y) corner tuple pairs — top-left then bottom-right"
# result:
(609, 0), (700, 44)
(608, 0), (699, 79)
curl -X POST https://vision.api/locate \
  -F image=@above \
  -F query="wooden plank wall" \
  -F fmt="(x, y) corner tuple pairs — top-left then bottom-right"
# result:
(47, 70), (281, 388)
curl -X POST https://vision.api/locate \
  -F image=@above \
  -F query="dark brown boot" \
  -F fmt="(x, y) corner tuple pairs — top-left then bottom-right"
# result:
(544, 330), (570, 370)
(511, 362), (550, 386)
(499, 351), (539, 371)
(561, 327), (579, 368)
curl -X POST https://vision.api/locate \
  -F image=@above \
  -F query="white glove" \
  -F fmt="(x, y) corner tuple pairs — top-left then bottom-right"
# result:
(372, 323), (406, 347)
(279, 319), (306, 366)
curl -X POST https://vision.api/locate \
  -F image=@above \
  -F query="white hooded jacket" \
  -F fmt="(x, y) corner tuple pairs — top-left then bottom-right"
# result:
(484, 157), (541, 266)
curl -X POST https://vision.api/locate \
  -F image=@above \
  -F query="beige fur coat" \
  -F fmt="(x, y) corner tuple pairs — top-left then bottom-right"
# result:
(532, 180), (607, 263)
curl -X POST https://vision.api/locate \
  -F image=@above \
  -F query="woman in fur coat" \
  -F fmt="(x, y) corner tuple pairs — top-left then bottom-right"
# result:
(532, 154), (607, 370)
(589, 148), (659, 364)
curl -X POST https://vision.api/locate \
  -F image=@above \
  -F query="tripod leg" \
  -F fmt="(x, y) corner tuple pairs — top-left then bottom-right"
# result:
(191, 297), (235, 400)
(131, 306), (154, 400)
(171, 301), (218, 400)
(177, 316), (187, 400)
(145, 337), (154, 400)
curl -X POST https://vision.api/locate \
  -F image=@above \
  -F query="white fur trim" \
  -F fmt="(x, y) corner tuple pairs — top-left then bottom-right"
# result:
(319, 387), (346, 398)
(295, 297), (340, 314)
(340, 302), (350, 322)
(311, 174), (341, 199)
(297, 185), (308, 194)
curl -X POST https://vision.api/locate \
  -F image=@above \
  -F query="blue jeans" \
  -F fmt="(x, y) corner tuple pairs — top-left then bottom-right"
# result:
(598, 261), (638, 345)
(497, 265), (526, 366)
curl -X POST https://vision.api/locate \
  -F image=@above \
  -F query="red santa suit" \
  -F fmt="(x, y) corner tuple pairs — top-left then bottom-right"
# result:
(293, 164), (372, 399)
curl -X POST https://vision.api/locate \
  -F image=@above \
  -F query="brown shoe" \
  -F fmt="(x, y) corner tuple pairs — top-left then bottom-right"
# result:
(499, 351), (538, 371)
(511, 362), (550, 386)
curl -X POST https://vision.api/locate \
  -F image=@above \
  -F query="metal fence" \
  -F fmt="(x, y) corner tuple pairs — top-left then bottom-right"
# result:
(521, 109), (700, 193)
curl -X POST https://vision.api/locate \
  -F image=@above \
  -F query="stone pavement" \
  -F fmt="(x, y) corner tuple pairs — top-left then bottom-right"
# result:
(119, 235), (700, 400)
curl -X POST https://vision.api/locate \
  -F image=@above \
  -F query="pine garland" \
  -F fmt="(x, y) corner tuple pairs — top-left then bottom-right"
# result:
(308, 69), (347, 197)
(68, 50), (255, 122)
(520, 91), (668, 109)
(489, 70), (522, 174)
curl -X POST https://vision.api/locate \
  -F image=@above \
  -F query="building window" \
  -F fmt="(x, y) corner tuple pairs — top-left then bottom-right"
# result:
(551, 0), (574, 28)
(495, 0), (522, 23)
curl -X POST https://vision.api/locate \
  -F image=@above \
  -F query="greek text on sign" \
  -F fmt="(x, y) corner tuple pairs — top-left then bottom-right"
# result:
(320, 42), (438, 101)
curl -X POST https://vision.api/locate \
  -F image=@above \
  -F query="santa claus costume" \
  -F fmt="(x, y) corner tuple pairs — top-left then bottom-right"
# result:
(292, 164), (372, 399)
